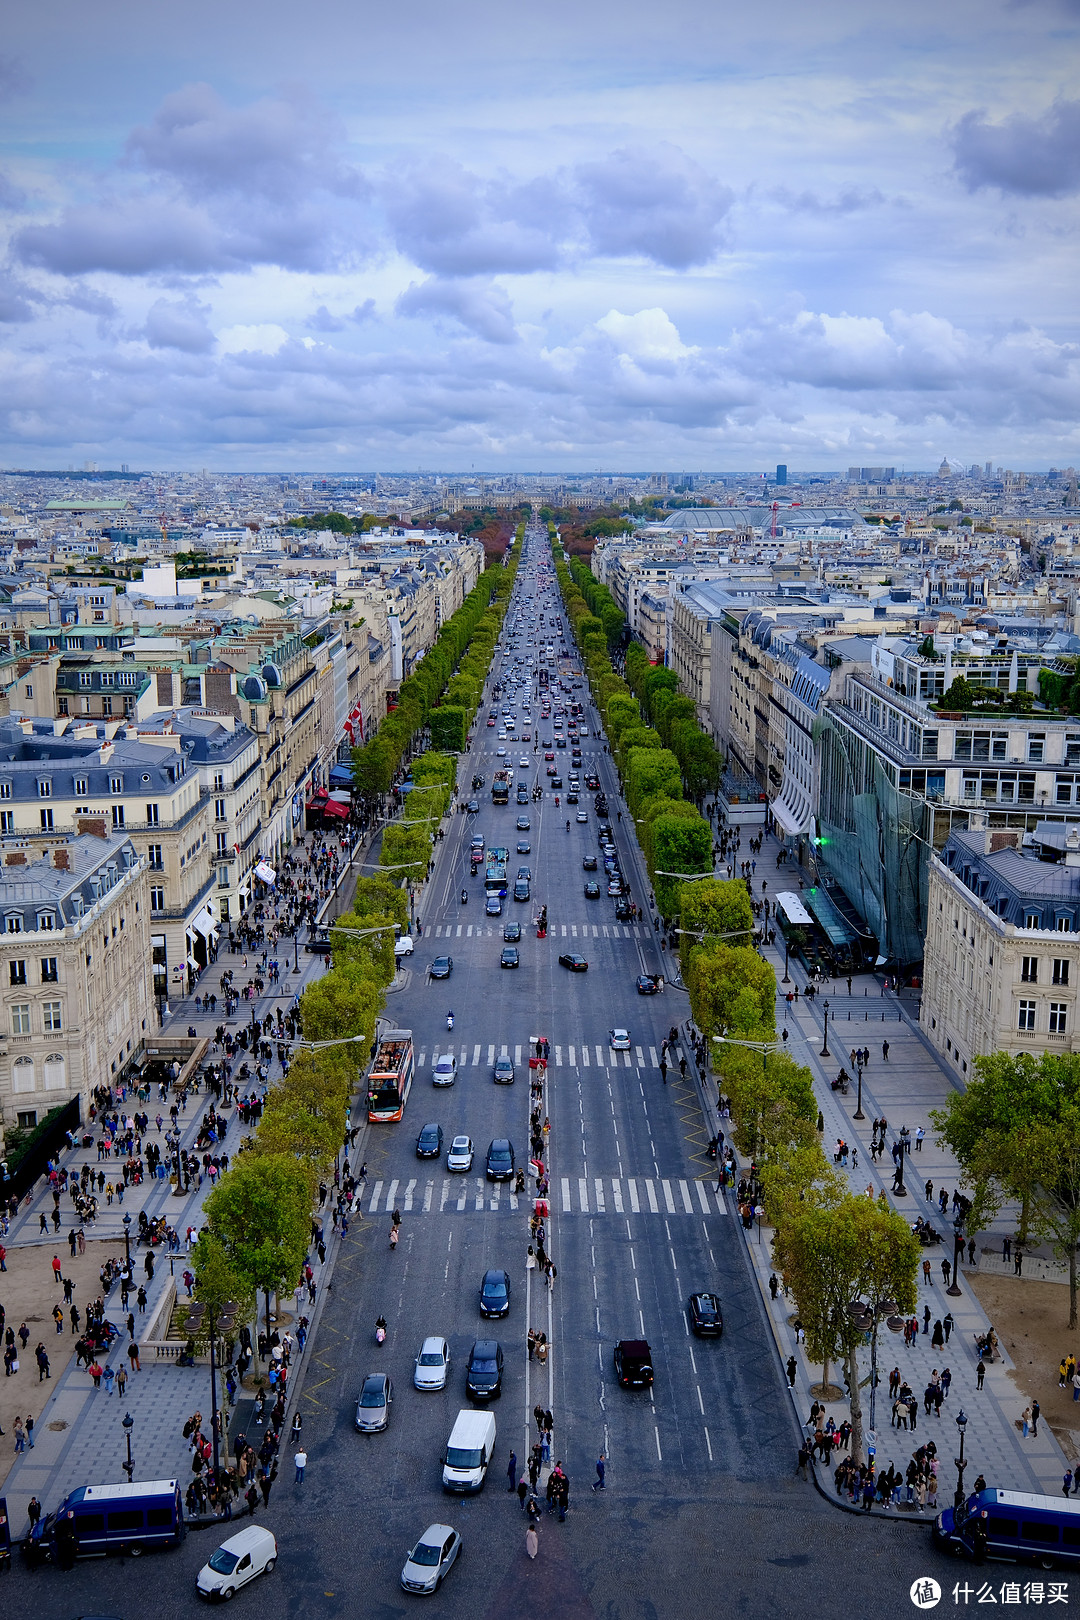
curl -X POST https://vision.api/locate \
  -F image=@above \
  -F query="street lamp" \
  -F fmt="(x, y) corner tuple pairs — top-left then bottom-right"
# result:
(121, 1410), (134, 1482)
(954, 1407), (969, 1508)
(782, 939), (790, 985)
(947, 1213), (965, 1297)
(122, 1212), (132, 1272)
(853, 1060), (865, 1121)
(186, 1299), (238, 1484)
(821, 998), (831, 1059)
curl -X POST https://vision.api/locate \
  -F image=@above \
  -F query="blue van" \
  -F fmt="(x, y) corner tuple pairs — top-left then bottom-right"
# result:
(935, 1488), (1080, 1568)
(34, 1479), (184, 1561)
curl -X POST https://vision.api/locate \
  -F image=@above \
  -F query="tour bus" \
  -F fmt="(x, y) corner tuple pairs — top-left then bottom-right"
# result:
(935, 1488), (1080, 1568)
(485, 847), (509, 898)
(366, 1029), (414, 1123)
(30, 1480), (184, 1562)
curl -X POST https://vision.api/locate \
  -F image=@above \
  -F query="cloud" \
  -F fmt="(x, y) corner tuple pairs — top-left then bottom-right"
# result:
(306, 304), (346, 332)
(770, 185), (887, 215)
(952, 99), (1080, 196)
(396, 277), (519, 344)
(382, 158), (561, 276)
(595, 308), (697, 362)
(216, 323), (290, 355)
(350, 299), (376, 323)
(0, 169), (27, 210)
(144, 295), (215, 352)
(573, 146), (733, 269)
(0, 270), (36, 323)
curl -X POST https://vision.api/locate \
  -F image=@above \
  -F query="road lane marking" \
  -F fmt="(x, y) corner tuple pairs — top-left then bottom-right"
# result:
(423, 1181), (433, 1212)
(404, 1178), (416, 1210)
(578, 1177), (590, 1212)
(696, 1183), (712, 1212)
(662, 1180), (676, 1213)
(594, 1044), (604, 1066)
(561, 1177), (571, 1211)
(368, 1179), (383, 1214)
(680, 1180), (694, 1212)
(645, 1180), (659, 1213)
(473, 1044), (482, 1065)
(594, 1178), (605, 1213)
(611, 1179), (624, 1213)
(628, 1179), (640, 1213)
(567, 1045), (575, 1066)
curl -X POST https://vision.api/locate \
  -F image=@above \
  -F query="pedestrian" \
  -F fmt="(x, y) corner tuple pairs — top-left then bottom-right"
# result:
(941, 1258), (951, 1286)
(796, 1443), (810, 1480)
(882, 1041), (890, 1061)
(1032, 1399), (1041, 1437)
(915, 1127), (924, 1150)
(116, 1364), (127, 1399)
(52, 1254), (63, 1286)
(507, 1449), (518, 1491)
(769, 1273), (779, 1300)
(526, 1524), (539, 1560)
(922, 1305), (931, 1335)
(128, 1341), (140, 1372)
(1002, 1235), (1012, 1262)
(1066, 1471), (1074, 1499)
(518, 1473), (529, 1510)
(1022, 1406), (1032, 1438)
(593, 1453), (606, 1492)
(26, 1411), (34, 1447)
(943, 1312), (954, 1344)
(294, 1448), (307, 1484)
(786, 1355), (797, 1388)
(922, 1259), (932, 1286)
(977, 1360), (986, 1390)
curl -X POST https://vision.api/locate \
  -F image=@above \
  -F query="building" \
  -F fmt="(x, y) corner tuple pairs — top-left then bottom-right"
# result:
(0, 830), (153, 1153)
(922, 815), (1080, 1075)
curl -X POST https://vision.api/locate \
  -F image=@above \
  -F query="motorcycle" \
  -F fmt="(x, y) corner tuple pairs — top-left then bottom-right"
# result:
(446, 1011), (455, 1031)
(375, 1316), (387, 1345)
(461, 888), (468, 904)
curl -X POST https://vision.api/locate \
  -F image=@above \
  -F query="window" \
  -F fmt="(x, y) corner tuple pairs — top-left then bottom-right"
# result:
(1021, 956), (1038, 983)
(40, 808), (53, 831)
(42, 1000), (62, 1033)
(150, 884), (165, 913)
(109, 775), (123, 794)
(16, 1108), (37, 1127)
(102, 697), (112, 715)
(74, 777), (87, 795)
(24, 684), (32, 699)
(147, 843), (163, 869)
(1067, 734), (1080, 767)
(78, 671), (93, 688)
(8, 959), (26, 985)
(111, 805), (124, 828)
(1054, 959), (1070, 987)
(215, 798), (227, 821)
(37, 779), (51, 798)
(6, 913), (22, 933)
(1026, 911), (1041, 929)
(40, 957), (58, 983)
(10, 1003), (30, 1035)
(213, 773), (225, 792)
(0, 811), (13, 834)
(1018, 999), (1037, 1031)
(146, 803), (159, 825)
(1028, 732), (1046, 763)
(1050, 1003), (1069, 1034)
(0, 781), (9, 798)
(36, 911), (55, 931)
(57, 697), (69, 716)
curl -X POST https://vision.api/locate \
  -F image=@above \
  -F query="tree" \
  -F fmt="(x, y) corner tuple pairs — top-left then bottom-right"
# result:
(429, 706), (467, 752)
(686, 941), (775, 1039)
(300, 964), (381, 1047)
(774, 1198), (919, 1456)
(652, 813), (712, 917)
(930, 1051), (1045, 1241)
(186, 1230), (254, 1351)
(203, 1155), (312, 1346)
(939, 675), (976, 712)
(679, 878), (753, 969)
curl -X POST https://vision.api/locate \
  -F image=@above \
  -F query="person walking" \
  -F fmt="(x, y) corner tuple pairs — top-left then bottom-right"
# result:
(976, 1359), (986, 1390)
(507, 1449), (518, 1491)
(795, 1443), (810, 1480)
(526, 1524), (539, 1560)
(1032, 1399), (1041, 1437)
(592, 1453), (606, 1492)
(943, 1311), (954, 1344)
(941, 1258), (952, 1286)
(786, 1355), (797, 1388)
(116, 1363), (127, 1399)
(293, 1448), (307, 1484)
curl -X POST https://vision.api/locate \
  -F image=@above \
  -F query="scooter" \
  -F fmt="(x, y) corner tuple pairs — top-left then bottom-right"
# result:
(446, 1011), (455, 1031)
(461, 888), (468, 904)
(375, 1316), (387, 1345)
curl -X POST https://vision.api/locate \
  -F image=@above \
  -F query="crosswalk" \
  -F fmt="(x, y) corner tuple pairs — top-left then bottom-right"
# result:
(429, 923), (645, 940)
(416, 1042), (663, 1069)
(366, 1175), (728, 1218)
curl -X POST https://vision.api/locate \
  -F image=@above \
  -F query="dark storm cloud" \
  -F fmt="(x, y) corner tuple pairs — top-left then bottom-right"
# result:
(952, 99), (1080, 196)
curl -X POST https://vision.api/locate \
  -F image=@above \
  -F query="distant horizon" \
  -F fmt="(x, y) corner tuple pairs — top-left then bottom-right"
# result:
(0, 466), (1069, 484)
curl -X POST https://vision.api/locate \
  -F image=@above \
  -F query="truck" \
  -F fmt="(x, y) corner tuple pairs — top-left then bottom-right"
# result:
(491, 770), (511, 805)
(367, 1028), (415, 1123)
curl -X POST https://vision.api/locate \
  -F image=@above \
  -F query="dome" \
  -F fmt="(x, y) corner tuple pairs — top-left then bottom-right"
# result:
(242, 674), (268, 702)
(262, 662), (283, 688)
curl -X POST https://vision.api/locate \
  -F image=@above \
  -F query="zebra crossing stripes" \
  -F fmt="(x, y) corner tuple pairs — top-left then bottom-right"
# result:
(552, 1175), (726, 1218)
(416, 1039), (661, 1069)
(428, 922), (642, 940)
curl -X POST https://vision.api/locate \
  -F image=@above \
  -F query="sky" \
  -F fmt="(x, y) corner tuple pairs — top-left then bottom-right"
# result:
(0, 0), (1078, 473)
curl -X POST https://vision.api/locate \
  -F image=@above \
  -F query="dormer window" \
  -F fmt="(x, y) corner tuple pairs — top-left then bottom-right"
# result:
(37, 911), (56, 931)
(37, 779), (51, 798)
(1058, 915), (1074, 933)
(110, 775), (123, 794)
(5, 913), (22, 933)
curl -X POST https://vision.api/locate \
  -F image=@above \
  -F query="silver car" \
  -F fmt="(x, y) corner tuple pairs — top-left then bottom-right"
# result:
(447, 1134), (473, 1172)
(414, 1336), (452, 1390)
(355, 1372), (393, 1432)
(432, 1054), (458, 1087)
(400, 1524), (462, 1594)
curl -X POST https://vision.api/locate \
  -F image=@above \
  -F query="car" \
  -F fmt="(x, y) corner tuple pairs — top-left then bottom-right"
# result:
(517, 866), (532, 880)
(496, 746), (507, 756)
(615, 899), (633, 921)
(503, 922), (521, 941)
(576, 811), (588, 823)
(607, 880), (624, 896)
(516, 815), (530, 830)
(687, 1292), (724, 1338)
(447, 1136), (473, 1174)
(465, 799), (480, 814)
(430, 956), (453, 979)
(582, 855), (598, 871)
(516, 840), (531, 853)
(519, 757), (529, 767)
(487, 717), (496, 726)
(609, 1027), (631, 1051)
(485, 895), (502, 916)
(355, 1372), (393, 1432)
(466, 1339), (504, 1401)
(544, 750), (555, 761)
(417, 1122), (444, 1158)
(614, 1338), (654, 1389)
(566, 791), (579, 804)
(558, 952), (589, 971)
(485, 1139), (515, 1181)
(513, 879), (530, 902)
(197, 1525), (278, 1600)
(550, 776), (562, 789)
(493, 1054), (515, 1084)
(432, 1055), (458, 1088)
(500, 946), (520, 969)
(636, 973), (659, 994)
(394, 935), (415, 958)
(556, 736), (566, 748)
(578, 726), (589, 736)
(546, 764), (557, 777)
(479, 1267), (511, 1316)
(584, 881), (601, 900)
(586, 774), (600, 790)
(400, 1524), (462, 1595)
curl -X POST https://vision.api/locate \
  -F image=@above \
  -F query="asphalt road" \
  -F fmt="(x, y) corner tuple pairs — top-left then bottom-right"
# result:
(0, 530), (971, 1620)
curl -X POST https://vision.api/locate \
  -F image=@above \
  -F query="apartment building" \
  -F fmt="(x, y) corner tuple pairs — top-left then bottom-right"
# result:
(922, 817), (1080, 1075)
(0, 831), (153, 1152)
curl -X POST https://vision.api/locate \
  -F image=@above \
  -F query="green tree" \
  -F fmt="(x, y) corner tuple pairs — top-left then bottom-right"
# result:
(680, 878), (754, 971)
(652, 814), (712, 917)
(300, 964), (381, 1046)
(187, 1230), (254, 1350)
(940, 675), (976, 711)
(204, 1155), (312, 1347)
(429, 706), (467, 752)
(686, 941), (774, 1038)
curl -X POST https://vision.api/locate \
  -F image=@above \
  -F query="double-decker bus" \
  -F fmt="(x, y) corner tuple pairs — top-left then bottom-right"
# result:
(485, 846), (509, 897)
(367, 1028), (414, 1123)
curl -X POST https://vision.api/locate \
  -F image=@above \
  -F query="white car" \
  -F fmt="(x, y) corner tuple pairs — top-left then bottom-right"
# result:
(610, 1027), (631, 1051)
(432, 1054), (458, 1087)
(519, 756), (529, 767)
(496, 746), (507, 756)
(197, 1525), (278, 1600)
(414, 1337), (453, 1391)
(447, 1134), (473, 1172)
(401, 1524), (462, 1594)
(394, 935), (414, 958)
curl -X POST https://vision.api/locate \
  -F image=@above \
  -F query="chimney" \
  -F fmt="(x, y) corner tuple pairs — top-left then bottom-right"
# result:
(99, 742), (114, 765)
(1067, 828), (1080, 869)
(77, 816), (108, 839)
(18, 718), (32, 736)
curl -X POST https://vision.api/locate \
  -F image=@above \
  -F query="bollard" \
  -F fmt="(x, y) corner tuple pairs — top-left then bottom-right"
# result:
(881, 1012), (885, 1021)
(865, 1011), (868, 1021)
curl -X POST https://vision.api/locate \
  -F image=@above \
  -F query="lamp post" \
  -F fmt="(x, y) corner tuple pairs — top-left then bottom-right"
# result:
(821, 998), (831, 1059)
(954, 1407), (969, 1508)
(782, 940), (790, 984)
(121, 1410), (134, 1482)
(853, 1061), (865, 1121)
(186, 1300), (238, 1484)
(293, 926), (300, 974)
(947, 1213), (965, 1297)
(122, 1211), (132, 1272)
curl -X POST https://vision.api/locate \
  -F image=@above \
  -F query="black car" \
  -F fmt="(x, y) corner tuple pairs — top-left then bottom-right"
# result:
(485, 1139), (515, 1180)
(430, 956), (453, 979)
(550, 777), (562, 789)
(615, 899), (633, 921)
(558, 953), (588, 971)
(582, 854), (597, 871)
(517, 815), (531, 830)
(687, 1292), (724, 1338)
(466, 799), (480, 814)
(566, 791), (579, 804)
(500, 946), (520, 968)
(466, 1338), (504, 1401)
(479, 1268), (511, 1318)
(513, 879), (530, 902)
(583, 881), (601, 900)
(416, 1122), (444, 1159)
(503, 922), (521, 941)
(636, 973), (659, 995)
(614, 1338), (654, 1389)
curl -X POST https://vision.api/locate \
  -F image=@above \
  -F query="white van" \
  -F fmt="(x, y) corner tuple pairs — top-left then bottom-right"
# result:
(196, 1524), (278, 1600)
(441, 1408), (496, 1493)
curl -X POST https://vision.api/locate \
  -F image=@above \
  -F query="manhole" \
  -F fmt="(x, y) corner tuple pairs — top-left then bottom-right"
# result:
(48, 1420), (69, 1432)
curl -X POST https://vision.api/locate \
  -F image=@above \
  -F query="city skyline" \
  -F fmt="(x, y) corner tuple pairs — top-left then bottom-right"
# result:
(0, 0), (1078, 469)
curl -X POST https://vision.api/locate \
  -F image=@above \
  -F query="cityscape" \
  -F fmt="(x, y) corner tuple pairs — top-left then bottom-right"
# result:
(2, 2), (1080, 1618)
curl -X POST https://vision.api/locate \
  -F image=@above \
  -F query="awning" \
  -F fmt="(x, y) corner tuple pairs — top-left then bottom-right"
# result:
(255, 860), (277, 885)
(771, 793), (811, 839)
(190, 905), (218, 939)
